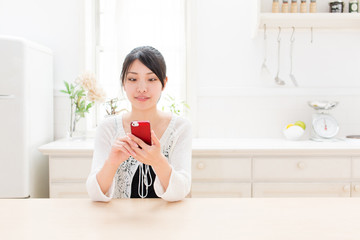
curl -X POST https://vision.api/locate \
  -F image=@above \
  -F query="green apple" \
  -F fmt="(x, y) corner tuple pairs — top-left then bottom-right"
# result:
(294, 121), (306, 130)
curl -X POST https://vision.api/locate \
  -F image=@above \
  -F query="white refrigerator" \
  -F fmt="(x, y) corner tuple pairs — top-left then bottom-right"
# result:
(0, 36), (53, 198)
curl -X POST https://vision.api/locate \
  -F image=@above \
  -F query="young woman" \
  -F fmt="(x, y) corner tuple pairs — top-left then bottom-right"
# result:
(86, 46), (192, 202)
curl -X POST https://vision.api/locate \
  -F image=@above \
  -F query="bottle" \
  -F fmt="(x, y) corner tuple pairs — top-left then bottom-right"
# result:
(272, 0), (280, 13)
(282, 0), (289, 13)
(309, 0), (317, 13)
(291, 0), (298, 13)
(300, 0), (307, 13)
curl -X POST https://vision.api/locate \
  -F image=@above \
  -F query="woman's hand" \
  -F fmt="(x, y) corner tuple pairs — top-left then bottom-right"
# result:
(126, 130), (165, 167)
(107, 136), (138, 166)
(126, 131), (172, 191)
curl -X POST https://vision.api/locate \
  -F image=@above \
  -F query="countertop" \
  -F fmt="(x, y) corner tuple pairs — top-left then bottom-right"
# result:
(38, 137), (360, 156)
(1, 198), (360, 240)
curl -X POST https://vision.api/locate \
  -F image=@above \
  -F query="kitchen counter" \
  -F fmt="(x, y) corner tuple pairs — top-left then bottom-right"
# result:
(39, 137), (360, 156)
(39, 138), (360, 198)
(1, 198), (360, 240)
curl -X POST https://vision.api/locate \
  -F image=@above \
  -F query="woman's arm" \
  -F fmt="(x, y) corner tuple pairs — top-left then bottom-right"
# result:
(96, 138), (137, 194)
(86, 117), (136, 202)
(153, 118), (192, 201)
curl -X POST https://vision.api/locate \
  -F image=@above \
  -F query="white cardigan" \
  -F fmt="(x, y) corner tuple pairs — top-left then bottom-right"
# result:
(86, 114), (192, 202)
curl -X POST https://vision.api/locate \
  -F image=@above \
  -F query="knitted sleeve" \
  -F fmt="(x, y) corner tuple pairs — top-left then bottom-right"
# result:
(154, 117), (192, 201)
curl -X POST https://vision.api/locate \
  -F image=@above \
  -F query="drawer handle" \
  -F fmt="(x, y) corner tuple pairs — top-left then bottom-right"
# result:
(354, 185), (360, 192)
(343, 185), (351, 192)
(197, 162), (205, 170)
(297, 162), (306, 169)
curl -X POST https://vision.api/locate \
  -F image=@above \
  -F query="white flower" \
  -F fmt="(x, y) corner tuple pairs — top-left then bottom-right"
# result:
(76, 72), (106, 103)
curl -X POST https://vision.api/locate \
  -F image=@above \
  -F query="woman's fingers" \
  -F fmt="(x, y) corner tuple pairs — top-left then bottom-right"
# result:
(113, 140), (136, 156)
(127, 133), (147, 150)
(151, 130), (160, 146)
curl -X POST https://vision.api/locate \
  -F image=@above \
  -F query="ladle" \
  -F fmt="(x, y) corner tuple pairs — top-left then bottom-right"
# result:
(289, 27), (298, 87)
(275, 27), (285, 86)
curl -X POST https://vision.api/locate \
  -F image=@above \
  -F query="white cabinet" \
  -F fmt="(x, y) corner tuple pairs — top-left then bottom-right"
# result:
(351, 158), (360, 197)
(252, 156), (352, 197)
(39, 139), (94, 198)
(40, 138), (360, 198)
(48, 156), (92, 198)
(191, 182), (251, 198)
(253, 157), (351, 180)
(191, 157), (252, 198)
(253, 183), (351, 197)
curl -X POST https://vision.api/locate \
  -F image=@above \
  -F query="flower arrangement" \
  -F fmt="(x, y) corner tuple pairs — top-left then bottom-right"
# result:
(60, 72), (106, 138)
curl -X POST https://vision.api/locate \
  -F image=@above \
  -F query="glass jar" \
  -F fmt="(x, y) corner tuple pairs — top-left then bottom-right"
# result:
(329, 0), (344, 13)
(349, 0), (359, 13)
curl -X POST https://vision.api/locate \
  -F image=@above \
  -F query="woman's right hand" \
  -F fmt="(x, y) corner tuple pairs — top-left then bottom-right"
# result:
(107, 136), (138, 166)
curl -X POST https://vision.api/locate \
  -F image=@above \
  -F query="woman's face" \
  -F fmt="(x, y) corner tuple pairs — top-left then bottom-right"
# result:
(123, 59), (166, 111)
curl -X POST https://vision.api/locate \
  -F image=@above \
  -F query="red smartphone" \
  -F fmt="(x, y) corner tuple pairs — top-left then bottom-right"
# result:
(130, 121), (152, 146)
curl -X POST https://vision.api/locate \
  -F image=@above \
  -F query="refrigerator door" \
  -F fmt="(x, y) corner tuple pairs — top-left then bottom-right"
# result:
(0, 37), (29, 198)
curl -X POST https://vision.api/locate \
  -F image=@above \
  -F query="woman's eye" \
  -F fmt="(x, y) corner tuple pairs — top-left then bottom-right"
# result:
(128, 78), (136, 81)
(149, 78), (157, 81)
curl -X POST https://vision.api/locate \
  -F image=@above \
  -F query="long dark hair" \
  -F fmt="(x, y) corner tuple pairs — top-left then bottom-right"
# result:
(120, 46), (167, 89)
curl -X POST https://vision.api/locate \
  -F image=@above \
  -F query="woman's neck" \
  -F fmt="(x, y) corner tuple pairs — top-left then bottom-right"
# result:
(126, 107), (162, 123)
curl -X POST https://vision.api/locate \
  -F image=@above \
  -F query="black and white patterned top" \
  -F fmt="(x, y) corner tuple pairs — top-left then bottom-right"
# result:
(86, 114), (192, 202)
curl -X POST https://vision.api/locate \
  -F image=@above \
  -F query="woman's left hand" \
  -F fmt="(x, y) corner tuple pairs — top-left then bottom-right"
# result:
(126, 130), (166, 167)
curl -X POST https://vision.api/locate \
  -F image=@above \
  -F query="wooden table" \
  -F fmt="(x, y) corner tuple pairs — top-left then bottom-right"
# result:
(1, 198), (360, 239)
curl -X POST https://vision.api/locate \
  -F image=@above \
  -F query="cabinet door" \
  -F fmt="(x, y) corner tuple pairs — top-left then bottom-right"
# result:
(352, 182), (360, 198)
(253, 157), (351, 180)
(50, 182), (88, 198)
(253, 182), (351, 198)
(50, 157), (92, 182)
(352, 158), (360, 179)
(191, 182), (251, 198)
(192, 157), (251, 181)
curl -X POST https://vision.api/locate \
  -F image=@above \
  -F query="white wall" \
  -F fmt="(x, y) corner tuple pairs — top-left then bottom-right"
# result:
(1, 0), (360, 141)
(0, 0), (84, 140)
(190, 0), (360, 139)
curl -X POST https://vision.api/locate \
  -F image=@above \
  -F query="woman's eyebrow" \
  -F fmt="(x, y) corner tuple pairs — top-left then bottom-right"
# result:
(127, 72), (154, 75)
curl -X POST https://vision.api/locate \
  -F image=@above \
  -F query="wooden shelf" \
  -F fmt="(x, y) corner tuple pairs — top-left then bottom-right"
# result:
(259, 13), (360, 30)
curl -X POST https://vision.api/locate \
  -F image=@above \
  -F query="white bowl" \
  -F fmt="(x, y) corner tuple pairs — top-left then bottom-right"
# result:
(283, 125), (305, 141)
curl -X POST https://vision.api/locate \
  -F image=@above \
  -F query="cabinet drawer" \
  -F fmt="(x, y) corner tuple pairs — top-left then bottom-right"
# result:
(191, 182), (251, 198)
(50, 157), (92, 181)
(352, 182), (360, 198)
(50, 182), (88, 198)
(253, 157), (351, 180)
(352, 158), (360, 178)
(192, 157), (251, 180)
(253, 182), (351, 198)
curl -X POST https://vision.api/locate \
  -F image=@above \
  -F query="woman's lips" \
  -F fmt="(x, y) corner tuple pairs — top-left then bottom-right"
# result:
(135, 96), (150, 102)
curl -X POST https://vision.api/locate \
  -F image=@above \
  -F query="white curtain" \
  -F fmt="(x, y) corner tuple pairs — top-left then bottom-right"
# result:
(97, 0), (186, 113)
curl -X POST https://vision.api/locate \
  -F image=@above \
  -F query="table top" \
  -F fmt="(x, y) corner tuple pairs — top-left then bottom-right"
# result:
(1, 198), (360, 240)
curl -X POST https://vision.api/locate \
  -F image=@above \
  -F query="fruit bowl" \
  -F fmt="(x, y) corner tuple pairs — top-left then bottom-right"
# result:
(283, 125), (305, 141)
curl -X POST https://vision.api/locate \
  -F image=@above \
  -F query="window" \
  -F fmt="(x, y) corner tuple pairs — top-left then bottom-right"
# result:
(95, 0), (187, 124)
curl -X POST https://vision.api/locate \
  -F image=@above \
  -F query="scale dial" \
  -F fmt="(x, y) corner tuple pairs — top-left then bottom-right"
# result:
(312, 114), (339, 139)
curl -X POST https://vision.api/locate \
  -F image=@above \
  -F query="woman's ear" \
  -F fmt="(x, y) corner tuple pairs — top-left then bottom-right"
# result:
(162, 77), (168, 90)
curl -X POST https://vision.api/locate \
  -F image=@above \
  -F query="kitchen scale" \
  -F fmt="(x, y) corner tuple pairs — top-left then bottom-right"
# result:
(308, 101), (339, 142)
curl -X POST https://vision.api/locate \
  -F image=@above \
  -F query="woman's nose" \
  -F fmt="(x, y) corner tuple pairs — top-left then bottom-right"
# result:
(137, 80), (147, 93)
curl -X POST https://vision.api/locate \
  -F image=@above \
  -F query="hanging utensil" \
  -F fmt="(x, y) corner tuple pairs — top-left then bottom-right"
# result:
(261, 24), (271, 75)
(275, 27), (285, 85)
(289, 27), (298, 87)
